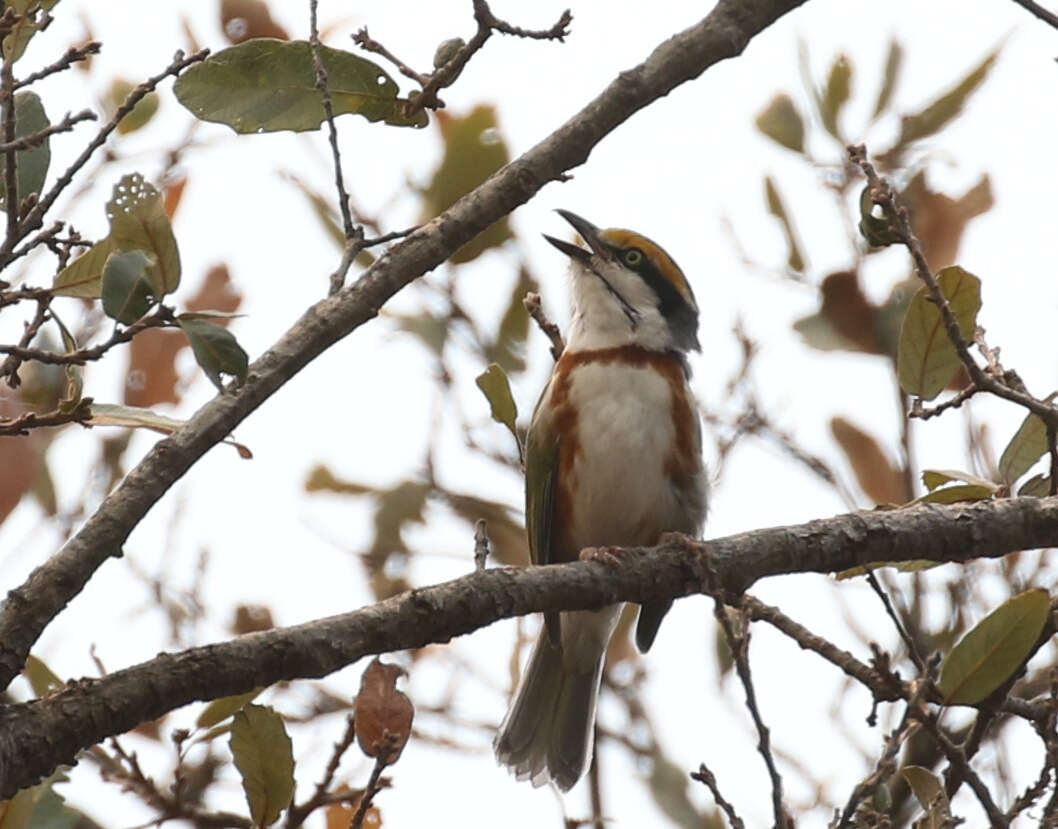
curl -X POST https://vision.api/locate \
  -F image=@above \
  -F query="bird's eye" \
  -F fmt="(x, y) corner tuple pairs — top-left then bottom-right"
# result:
(623, 248), (643, 267)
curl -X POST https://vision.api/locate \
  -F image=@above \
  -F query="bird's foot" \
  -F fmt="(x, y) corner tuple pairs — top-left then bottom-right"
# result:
(658, 531), (703, 551)
(578, 545), (632, 567)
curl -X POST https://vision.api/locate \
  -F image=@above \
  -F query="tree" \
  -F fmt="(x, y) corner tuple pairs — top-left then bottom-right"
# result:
(1, 0), (1058, 826)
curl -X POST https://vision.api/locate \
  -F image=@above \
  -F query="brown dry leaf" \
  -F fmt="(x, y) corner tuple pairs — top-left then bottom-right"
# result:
(220, 0), (289, 43)
(186, 264), (242, 317)
(830, 416), (908, 504)
(0, 395), (48, 526)
(354, 659), (413, 763)
(232, 604), (274, 634)
(819, 271), (882, 355)
(902, 171), (993, 271)
(124, 328), (184, 407)
(164, 175), (187, 220)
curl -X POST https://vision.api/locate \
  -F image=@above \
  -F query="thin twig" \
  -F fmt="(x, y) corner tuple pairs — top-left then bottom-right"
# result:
(1008, 0), (1058, 30)
(473, 518), (490, 571)
(0, 109), (95, 153)
(691, 763), (745, 828)
(2, 54), (19, 251)
(329, 225), (419, 296)
(0, 397), (93, 436)
(352, 28), (428, 86)
(350, 755), (390, 829)
(864, 569), (929, 675)
(0, 292), (51, 386)
(523, 291), (564, 360)
(14, 42), (101, 90)
(285, 714), (358, 828)
(909, 382), (981, 421)
(309, 0), (355, 242)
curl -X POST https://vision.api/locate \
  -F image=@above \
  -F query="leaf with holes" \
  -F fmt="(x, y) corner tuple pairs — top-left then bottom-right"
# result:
(178, 317), (249, 391)
(174, 39), (426, 133)
(230, 704), (295, 827)
(897, 266), (980, 401)
(754, 92), (804, 153)
(475, 363), (518, 447)
(108, 173), (181, 296)
(101, 250), (156, 324)
(0, 91), (51, 211)
(938, 588), (1050, 705)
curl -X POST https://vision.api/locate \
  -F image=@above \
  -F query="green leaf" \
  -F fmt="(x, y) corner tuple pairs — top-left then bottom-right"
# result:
(475, 363), (518, 445)
(0, 91), (51, 211)
(22, 653), (63, 697)
(52, 237), (117, 298)
(486, 265), (537, 373)
(109, 78), (161, 135)
(820, 53), (851, 140)
(230, 704), (295, 827)
(174, 39), (427, 134)
(198, 689), (264, 729)
(754, 93), (805, 153)
(901, 766), (950, 829)
(177, 317), (249, 391)
(107, 173), (181, 296)
(421, 105), (511, 263)
(872, 39), (903, 118)
(1019, 474), (1052, 497)
(914, 483), (996, 505)
(938, 588), (1050, 705)
(764, 176), (805, 273)
(921, 468), (1000, 493)
(0, 767), (80, 829)
(897, 48), (998, 147)
(2, 0), (61, 63)
(857, 185), (901, 248)
(998, 398), (1055, 484)
(835, 559), (942, 580)
(897, 266), (981, 400)
(101, 250), (156, 324)
(87, 402), (252, 457)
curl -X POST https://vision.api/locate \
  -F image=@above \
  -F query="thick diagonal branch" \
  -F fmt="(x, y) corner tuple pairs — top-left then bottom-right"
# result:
(0, 0), (810, 690)
(2, 496), (1057, 796)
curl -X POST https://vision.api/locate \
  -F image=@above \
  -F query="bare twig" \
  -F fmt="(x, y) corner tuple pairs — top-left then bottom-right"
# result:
(352, 28), (428, 86)
(309, 0), (355, 242)
(523, 291), (563, 360)
(2, 55), (19, 253)
(0, 397), (93, 436)
(473, 518), (490, 571)
(329, 225), (418, 295)
(1008, 0), (1058, 30)
(864, 569), (928, 675)
(285, 714), (358, 828)
(691, 763), (745, 828)
(350, 755), (391, 829)
(909, 382), (982, 420)
(0, 109), (95, 153)
(13, 42), (101, 90)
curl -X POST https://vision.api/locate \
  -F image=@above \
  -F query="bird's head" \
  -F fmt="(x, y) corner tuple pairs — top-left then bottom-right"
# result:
(544, 209), (699, 353)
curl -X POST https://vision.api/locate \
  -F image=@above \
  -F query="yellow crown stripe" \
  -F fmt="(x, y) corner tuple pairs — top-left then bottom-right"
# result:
(599, 228), (695, 307)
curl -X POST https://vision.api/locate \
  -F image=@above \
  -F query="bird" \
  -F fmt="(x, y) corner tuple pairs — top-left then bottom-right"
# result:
(493, 209), (708, 792)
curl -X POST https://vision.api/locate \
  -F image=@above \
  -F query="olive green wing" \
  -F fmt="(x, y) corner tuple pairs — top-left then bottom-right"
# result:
(524, 420), (559, 567)
(524, 414), (562, 644)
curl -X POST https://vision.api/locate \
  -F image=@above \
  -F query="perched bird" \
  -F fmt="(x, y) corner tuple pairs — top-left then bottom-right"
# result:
(494, 210), (708, 791)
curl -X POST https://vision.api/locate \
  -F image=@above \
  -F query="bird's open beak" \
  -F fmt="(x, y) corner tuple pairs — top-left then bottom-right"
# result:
(543, 210), (613, 262)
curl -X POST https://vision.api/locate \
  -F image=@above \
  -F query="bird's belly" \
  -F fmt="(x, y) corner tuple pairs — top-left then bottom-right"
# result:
(563, 362), (699, 551)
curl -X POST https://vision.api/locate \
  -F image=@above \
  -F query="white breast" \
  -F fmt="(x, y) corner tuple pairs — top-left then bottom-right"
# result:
(561, 360), (703, 550)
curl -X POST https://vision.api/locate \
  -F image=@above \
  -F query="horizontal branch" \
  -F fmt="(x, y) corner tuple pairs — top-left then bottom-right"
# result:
(2, 496), (1056, 796)
(0, 0), (810, 689)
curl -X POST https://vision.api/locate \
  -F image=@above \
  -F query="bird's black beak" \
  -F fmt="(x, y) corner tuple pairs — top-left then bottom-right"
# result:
(543, 209), (612, 262)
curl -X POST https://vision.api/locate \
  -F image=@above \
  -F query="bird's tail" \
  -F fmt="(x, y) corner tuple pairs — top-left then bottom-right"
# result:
(493, 626), (604, 792)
